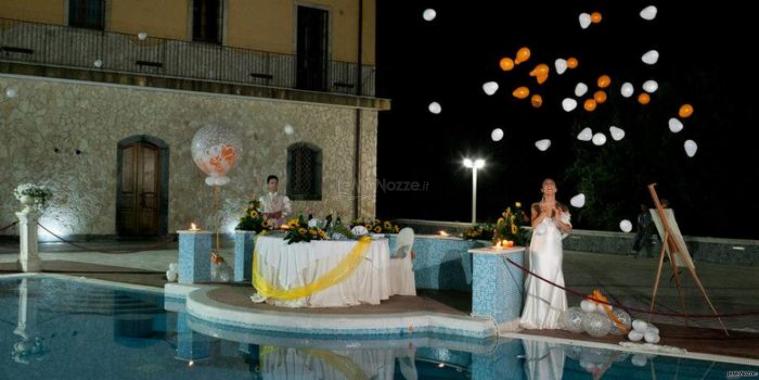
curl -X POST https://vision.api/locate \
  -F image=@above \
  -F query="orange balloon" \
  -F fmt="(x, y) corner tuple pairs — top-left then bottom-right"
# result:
(499, 57), (515, 71)
(584, 99), (597, 112)
(593, 90), (607, 104)
(529, 63), (550, 84)
(638, 93), (651, 105)
(567, 57), (579, 69)
(679, 104), (694, 118)
(515, 47), (531, 64)
(591, 12), (602, 24)
(597, 75), (611, 89)
(512, 86), (530, 99)
(531, 94), (543, 108)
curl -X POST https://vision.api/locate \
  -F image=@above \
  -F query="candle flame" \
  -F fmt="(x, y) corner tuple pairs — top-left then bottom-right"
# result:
(189, 223), (199, 231)
(438, 230), (449, 237)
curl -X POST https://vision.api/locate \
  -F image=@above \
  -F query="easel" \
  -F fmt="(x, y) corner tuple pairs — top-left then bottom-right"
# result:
(647, 183), (729, 336)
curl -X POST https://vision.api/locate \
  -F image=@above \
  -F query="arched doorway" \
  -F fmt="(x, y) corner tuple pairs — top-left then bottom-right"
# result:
(116, 135), (169, 238)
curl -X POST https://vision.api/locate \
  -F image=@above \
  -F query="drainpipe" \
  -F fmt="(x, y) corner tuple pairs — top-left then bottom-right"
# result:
(353, 0), (364, 220)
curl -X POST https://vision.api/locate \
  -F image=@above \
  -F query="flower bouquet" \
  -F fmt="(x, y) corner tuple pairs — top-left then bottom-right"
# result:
(14, 183), (53, 211)
(236, 199), (269, 233)
(351, 218), (400, 234)
(494, 202), (531, 246)
(462, 224), (495, 240)
(283, 215), (329, 244)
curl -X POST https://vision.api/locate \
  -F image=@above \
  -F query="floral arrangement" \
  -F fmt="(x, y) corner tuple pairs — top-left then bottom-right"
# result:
(494, 202), (531, 246)
(236, 199), (268, 233)
(283, 215), (329, 244)
(14, 183), (53, 210)
(351, 218), (400, 234)
(462, 223), (495, 240)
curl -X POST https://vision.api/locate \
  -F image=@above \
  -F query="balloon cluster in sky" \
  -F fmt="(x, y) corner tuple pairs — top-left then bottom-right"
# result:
(421, 4), (704, 231)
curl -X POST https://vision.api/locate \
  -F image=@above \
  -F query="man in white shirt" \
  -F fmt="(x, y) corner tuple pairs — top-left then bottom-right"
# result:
(259, 175), (292, 227)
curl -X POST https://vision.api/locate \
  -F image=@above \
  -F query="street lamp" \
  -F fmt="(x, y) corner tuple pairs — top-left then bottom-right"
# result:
(463, 158), (485, 224)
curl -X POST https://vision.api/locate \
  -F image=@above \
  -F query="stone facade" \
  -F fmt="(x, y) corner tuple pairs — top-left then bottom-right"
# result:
(0, 75), (378, 237)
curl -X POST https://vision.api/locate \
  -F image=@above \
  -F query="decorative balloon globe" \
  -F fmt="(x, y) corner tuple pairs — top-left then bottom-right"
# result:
(561, 306), (585, 333)
(582, 312), (612, 337)
(191, 124), (243, 186)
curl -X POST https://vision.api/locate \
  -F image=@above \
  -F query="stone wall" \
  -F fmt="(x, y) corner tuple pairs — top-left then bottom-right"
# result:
(0, 75), (378, 237)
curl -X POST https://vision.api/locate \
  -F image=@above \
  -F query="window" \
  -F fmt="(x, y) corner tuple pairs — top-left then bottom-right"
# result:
(287, 143), (322, 200)
(69, 0), (105, 30)
(192, 0), (222, 44)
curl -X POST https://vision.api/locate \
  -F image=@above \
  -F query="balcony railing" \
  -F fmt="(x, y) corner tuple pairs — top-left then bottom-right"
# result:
(0, 17), (375, 97)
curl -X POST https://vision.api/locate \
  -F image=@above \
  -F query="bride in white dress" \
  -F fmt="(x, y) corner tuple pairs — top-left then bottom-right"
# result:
(520, 178), (572, 330)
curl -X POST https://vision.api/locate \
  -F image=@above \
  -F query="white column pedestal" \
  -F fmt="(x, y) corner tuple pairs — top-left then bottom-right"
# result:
(16, 210), (41, 273)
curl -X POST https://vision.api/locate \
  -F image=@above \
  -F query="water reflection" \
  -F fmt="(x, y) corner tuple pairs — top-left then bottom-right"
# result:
(0, 278), (749, 380)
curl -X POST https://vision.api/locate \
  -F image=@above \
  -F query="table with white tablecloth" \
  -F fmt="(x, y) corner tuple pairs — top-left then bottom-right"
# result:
(254, 235), (416, 308)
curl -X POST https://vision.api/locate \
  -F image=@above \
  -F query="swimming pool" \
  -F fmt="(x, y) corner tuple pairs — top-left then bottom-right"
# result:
(1, 276), (756, 379)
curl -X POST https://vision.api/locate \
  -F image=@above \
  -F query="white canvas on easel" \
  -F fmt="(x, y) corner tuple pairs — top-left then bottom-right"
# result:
(649, 209), (695, 269)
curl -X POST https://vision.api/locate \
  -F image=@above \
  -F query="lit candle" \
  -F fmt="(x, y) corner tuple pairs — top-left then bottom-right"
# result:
(438, 230), (449, 237)
(189, 223), (200, 231)
(280, 224), (290, 230)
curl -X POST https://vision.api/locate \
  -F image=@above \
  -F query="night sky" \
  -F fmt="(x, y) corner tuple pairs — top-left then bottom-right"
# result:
(375, 0), (759, 239)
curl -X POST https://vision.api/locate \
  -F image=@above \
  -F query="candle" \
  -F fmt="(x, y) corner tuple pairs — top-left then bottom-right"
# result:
(189, 223), (200, 231)
(438, 230), (449, 237)
(280, 224), (290, 230)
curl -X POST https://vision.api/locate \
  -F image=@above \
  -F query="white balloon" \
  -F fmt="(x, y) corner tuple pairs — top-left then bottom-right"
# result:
(631, 354), (648, 366)
(574, 82), (589, 97)
(491, 128), (504, 142)
(423, 8), (437, 21)
(642, 50), (659, 65)
(609, 126), (625, 141)
(482, 81), (499, 96)
(428, 101), (442, 114)
(642, 80), (659, 93)
(4, 87), (17, 98)
(621, 82), (635, 98)
(137, 32), (148, 40)
(93, 59), (103, 68)
(577, 127), (593, 141)
(684, 140), (698, 157)
(644, 330), (660, 343)
(535, 139), (551, 151)
(632, 319), (648, 332)
(640, 5), (658, 21)
(555, 58), (568, 75)
(628, 330), (644, 342)
(562, 98), (578, 112)
(284, 124), (295, 135)
(668, 118), (684, 133)
(581, 300), (597, 313)
(592, 133), (607, 146)
(570, 193), (586, 208)
(579, 13), (591, 29)
(619, 219), (633, 233)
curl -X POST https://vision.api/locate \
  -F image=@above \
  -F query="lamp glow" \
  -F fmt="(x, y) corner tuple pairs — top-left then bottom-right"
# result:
(462, 157), (485, 224)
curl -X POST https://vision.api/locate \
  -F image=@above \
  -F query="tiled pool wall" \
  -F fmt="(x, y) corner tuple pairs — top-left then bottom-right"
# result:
(396, 219), (759, 266)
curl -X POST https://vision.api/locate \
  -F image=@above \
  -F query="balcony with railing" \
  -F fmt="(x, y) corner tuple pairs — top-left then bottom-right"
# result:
(0, 17), (377, 99)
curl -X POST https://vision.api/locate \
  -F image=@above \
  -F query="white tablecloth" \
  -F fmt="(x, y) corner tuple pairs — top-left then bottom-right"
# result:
(255, 236), (413, 307)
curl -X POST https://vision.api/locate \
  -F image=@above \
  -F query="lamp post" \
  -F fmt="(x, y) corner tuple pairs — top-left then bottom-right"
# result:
(463, 158), (485, 224)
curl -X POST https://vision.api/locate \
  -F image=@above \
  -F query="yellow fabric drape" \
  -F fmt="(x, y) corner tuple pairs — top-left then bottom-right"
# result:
(259, 345), (368, 380)
(252, 236), (372, 300)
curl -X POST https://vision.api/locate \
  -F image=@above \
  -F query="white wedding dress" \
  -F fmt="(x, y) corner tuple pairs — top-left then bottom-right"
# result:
(520, 210), (570, 329)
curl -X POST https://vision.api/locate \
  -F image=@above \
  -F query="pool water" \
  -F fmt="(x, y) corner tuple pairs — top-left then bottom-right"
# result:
(0, 277), (756, 379)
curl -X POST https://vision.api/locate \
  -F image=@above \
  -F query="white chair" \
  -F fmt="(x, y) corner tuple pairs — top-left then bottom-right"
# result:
(389, 227), (416, 296)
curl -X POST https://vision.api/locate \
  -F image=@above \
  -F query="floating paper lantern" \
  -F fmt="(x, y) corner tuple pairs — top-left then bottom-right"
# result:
(491, 128), (504, 142)
(609, 126), (625, 141)
(642, 50), (659, 65)
(535, 139), (551, 151)
(483, 81), (499, 95)
(619, 219), (633, 232)
(679, 104), (694, 118)
(640, 5), (658, 21)
(499, 57), (515, 71)
(579, 13), (591, 29)
(577, 127), (593, 141)
(575, 82), (589, 97)
(684, 140), (698, 157)
(643, 80), (659, 93)
(621, 82), (634, 98)
(555, 58), (568, 74)
(592, 132), (607, 146)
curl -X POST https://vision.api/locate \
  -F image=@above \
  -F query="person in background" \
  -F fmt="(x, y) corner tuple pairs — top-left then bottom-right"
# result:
(259, 175), (292, 227)
(632, 203), (654, 258)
